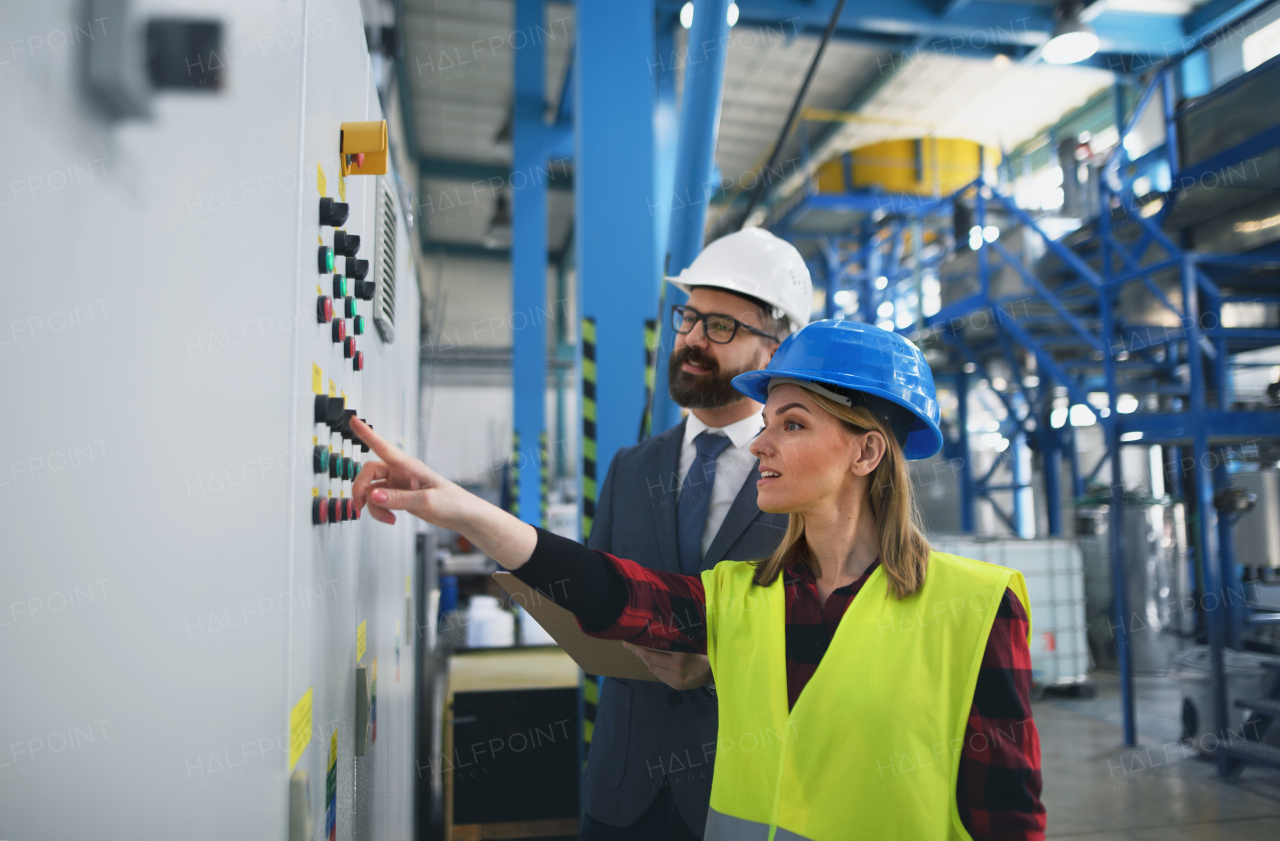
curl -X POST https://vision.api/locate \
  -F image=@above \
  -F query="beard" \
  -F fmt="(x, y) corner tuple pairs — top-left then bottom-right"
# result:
(667, 344), (751, 410)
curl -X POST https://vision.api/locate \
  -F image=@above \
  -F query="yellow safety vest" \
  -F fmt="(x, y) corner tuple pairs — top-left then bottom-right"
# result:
(701, 552), (1030, 841)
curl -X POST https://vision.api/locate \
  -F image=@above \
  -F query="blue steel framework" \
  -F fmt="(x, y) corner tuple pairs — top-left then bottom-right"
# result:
(769, 6), (1280, 774)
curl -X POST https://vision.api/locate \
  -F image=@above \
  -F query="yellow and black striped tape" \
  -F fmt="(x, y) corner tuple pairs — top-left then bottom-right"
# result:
(582, 317), (597, 542)
(539, 430), (549, 528)
(639, 318), (658, 442)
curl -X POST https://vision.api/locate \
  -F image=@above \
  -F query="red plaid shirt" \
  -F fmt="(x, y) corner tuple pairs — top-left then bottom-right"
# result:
(585, 553), (1046, 841)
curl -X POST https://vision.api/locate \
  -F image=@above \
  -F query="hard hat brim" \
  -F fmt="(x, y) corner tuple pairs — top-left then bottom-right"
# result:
(733, 368), (944, 460)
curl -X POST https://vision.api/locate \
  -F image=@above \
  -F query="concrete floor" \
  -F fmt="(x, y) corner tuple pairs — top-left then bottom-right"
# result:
(1038, 672), (1280, 839)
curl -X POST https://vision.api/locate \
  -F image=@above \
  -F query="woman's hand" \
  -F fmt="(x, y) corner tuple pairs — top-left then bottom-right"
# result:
(349, 418), (537, 569)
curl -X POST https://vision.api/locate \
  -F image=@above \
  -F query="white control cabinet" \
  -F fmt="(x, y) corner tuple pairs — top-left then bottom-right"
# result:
(0, 2), (420, 839)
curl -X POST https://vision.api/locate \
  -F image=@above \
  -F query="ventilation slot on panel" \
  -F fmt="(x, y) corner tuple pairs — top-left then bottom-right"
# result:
(372, 176), (397, 343)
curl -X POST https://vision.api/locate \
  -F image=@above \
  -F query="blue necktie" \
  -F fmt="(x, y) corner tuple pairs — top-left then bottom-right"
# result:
(677, 431), (734, 575)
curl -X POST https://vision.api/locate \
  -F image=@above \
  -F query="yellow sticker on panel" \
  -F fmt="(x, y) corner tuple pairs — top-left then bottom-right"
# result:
(289, 687), (313, 771)
(357, 619), (367, 662)
(317, 163), (327, 197)
(328, 379), (336, 398)
(338, 174), (346, 202)
(312, 364), (322, 394)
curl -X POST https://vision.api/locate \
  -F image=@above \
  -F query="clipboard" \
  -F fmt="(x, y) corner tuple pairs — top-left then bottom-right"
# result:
(492, 572), (662, 682)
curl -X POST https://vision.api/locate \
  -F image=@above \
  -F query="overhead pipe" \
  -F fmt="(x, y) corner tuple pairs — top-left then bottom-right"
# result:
(734, 0), (848, 232)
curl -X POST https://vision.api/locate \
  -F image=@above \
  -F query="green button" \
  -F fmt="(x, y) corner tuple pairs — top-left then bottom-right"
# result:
(324, 249), (334, 272)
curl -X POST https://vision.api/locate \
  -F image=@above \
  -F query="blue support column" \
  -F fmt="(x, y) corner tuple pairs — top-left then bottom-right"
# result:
(1042, 375), (1063, 537)
(512, 0), (548, 524)
(1101, 190), (1136, 746)
(650, 0), (732, 434)
(956, 371), (976, 533)
(576, 0), (661, 480)
(1182, 255), (1231, 774)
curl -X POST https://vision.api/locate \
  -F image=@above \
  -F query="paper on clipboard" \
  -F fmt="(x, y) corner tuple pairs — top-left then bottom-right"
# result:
(492, 572), (661, 682)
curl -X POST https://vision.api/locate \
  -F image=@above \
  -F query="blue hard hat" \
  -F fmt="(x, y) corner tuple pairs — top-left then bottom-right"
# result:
(732, 319), (943, 460)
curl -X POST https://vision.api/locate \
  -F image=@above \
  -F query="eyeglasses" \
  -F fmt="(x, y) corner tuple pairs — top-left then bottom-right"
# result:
(672, 305), (779, 345)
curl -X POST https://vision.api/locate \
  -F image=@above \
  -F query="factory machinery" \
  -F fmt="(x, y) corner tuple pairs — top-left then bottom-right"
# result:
(1, 2), (423, 837)
(769, 2), (1280, 779)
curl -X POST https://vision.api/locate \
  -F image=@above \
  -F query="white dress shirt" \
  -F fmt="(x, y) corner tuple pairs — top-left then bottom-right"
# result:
(676, 410), (763, 560)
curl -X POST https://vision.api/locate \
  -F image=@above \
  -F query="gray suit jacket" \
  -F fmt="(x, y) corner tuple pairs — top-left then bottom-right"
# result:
(583, 418), (787, 835)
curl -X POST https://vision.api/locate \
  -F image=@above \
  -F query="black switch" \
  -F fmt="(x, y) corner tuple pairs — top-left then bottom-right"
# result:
(147, 20), (224, 91)
(339, 409), (357, 439)
(320, 197), (349, 227)
(357, 421), (371, 452)
(325, 397), (346, 429)
(314, 395), (331, 424)
(334, 230), (361, 257)
(345, 257), (369, 281)
(356, 279), (376, 301)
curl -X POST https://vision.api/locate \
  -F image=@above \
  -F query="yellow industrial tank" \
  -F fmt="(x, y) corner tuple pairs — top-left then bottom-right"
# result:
(813, 138), (1000, 196)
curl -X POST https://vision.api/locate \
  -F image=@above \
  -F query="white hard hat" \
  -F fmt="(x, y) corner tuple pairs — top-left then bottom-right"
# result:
(666, 228), (813, 335)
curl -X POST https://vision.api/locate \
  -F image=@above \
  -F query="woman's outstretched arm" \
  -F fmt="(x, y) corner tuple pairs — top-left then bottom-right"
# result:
(349, 418), (709, 652)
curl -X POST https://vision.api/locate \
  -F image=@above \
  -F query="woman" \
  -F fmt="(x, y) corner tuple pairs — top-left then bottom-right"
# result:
(350, 320), (1045, 841)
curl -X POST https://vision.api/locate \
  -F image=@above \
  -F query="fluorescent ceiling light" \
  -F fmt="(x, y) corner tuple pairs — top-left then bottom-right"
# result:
(680, 3), (739, 29)
(1043, 1), (1099, 65)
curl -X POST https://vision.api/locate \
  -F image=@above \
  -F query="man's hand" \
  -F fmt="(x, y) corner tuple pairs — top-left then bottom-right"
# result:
(622, 642), (712, 690)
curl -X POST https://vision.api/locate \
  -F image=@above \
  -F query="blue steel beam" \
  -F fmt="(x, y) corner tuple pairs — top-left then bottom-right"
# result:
(512, 0), (550, 524)
(576, 0), (663, 484)
(651, 0), (733, 435)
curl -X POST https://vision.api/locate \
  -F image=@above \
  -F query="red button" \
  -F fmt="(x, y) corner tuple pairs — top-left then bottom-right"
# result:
(353, 351), (364, 372)
(345, 499), (355, 520)
(332, 318), (346, 343)
(353, 502), (360, 520)
(344, 337), (356, 359)
(317, 296), (333, 323)
(313, 497), (327, 525)
(327, 498), (340, 523)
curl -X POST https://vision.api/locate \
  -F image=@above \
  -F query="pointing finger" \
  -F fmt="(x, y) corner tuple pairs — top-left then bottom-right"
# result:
(350, 418), (403, 466)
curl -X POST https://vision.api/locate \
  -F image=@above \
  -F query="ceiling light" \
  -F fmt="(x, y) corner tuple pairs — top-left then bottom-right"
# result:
(1043, 1), (1099, 65)
(983, 225), (999, 242)
(877, 301), (894, 318)
(874, 275), (888, 290)
(833, 289), (852, 307)
(680, 2), (694, 29)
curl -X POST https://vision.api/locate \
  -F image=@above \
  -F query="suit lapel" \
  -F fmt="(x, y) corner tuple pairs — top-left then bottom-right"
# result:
(702, 462), (765, 568)
(648, 419), (685, 574)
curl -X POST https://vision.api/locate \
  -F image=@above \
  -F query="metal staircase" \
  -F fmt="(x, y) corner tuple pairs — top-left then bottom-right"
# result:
(769, 2), (1280, 777)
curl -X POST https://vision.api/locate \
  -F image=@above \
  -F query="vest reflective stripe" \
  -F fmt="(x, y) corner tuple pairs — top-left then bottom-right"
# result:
(705, 808), (814, 841)
(702, 553), (1030, 841)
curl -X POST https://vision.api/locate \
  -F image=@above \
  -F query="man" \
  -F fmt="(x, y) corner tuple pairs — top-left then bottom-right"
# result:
(581, 228), (813, 840)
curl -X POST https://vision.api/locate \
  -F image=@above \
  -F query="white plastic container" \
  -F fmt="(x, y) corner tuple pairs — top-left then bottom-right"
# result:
(515, 603), (557, 646)
(930, 536), (1091, 687)
(464, 595), (515, 648)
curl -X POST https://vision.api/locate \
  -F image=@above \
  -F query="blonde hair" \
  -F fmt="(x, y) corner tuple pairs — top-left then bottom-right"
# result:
(751, 392), (931, 599)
